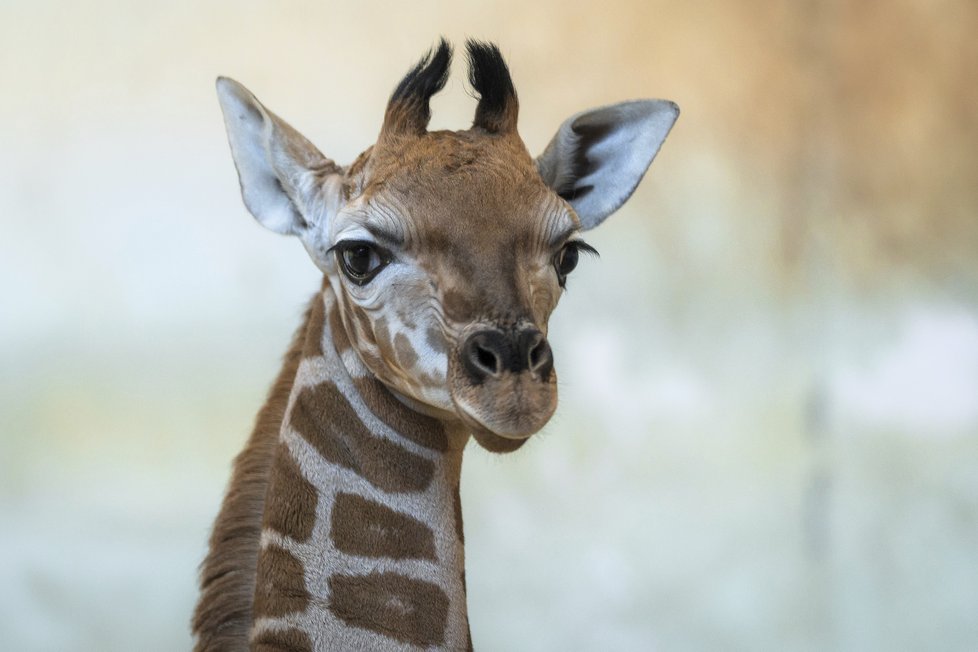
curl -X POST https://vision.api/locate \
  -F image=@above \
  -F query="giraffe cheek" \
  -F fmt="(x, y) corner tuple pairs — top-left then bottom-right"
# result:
(394, 332), (419, 370)
(365, 324), (453, 413)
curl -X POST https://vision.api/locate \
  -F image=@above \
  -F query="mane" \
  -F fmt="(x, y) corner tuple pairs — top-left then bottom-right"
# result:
(191, 292), (320, 651)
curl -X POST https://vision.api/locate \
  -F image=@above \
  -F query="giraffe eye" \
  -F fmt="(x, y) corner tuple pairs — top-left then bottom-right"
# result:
(333, 240), (391, 285)
(554, 240), (598, 288)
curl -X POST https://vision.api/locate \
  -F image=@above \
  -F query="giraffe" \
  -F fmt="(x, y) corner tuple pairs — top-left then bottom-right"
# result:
(192, 39), (678, 651)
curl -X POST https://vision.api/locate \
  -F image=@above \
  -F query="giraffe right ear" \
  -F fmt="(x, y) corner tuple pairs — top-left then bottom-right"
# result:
(215, 77), (341, 236)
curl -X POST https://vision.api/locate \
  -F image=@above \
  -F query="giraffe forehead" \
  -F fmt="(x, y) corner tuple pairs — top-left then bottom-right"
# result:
(370, 172), (574, 262)
(358, 130), (575, 246)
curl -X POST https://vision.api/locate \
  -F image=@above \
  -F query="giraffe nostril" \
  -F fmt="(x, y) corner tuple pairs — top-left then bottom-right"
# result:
(475, 343), (500, 375)
(462, 331), (508, 383)
(522, 331), (553, 380)
(529, 348), (542, 368)
(528, 339), (546, 369)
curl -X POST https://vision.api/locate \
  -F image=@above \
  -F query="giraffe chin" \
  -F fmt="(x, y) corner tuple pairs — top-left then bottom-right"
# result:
(470, 427), (532, 453)
(450, 378), (558, 454)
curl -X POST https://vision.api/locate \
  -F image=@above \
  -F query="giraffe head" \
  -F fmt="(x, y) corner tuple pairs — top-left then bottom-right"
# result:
(216, 40), (677, 452)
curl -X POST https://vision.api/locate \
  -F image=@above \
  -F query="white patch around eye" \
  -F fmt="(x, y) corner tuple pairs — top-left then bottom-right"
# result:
(327, 195), (406, 248)
(331, 225), (376, 244)
(325, 197), (373, 247)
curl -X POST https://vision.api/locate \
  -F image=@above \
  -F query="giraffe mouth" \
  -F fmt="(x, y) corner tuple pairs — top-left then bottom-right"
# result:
(449, 371), (558, 449)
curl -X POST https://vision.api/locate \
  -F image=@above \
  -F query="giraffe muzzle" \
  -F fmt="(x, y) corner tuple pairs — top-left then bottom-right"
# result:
(450, 326), (559, 446)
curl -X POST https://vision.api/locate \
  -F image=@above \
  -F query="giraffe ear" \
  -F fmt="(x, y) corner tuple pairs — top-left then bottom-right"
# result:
(536, 100), (679, 230)
(215, 77), (341, 236)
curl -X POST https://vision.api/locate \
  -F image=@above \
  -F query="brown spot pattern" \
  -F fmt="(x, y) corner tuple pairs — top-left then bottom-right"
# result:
(393, 332), (418, 369)
(327, 572), (450, 647)
(352, 376), (448, 452)
(426, 327), (447, 354)
(441, 288), (477, 322)
(373, 316), (398, 365)
(253, 545), (310, 618)
(351, 303), (373, 343)
(290, 382), (435, 494)
(330, 492), (436, 561)
(252, 627), (313, 652)
(264, 445), (318, 542)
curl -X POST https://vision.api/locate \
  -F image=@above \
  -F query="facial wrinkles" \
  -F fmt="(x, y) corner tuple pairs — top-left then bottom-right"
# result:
(327, 186), (457, 406)
(328, 200), (372, 248)
(428, 199), (570, 329)
(544, 194), (581, 245)
(528, 197), (576, 325)
(371, 194), (415, 247)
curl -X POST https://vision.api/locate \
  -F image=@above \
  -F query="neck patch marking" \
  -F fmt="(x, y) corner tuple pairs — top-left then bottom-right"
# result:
(330, 492), (437, 561)
(290, 382), (436, 494)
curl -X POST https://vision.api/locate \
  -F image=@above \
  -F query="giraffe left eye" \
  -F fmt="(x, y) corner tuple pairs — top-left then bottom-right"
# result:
(334, 241), (390, 285)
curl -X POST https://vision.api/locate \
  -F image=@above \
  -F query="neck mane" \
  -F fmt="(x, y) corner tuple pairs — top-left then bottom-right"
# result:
(193, 283), (472, 651)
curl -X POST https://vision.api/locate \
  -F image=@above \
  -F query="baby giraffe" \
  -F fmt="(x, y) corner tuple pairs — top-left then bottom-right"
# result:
(193, 40), (677, 651)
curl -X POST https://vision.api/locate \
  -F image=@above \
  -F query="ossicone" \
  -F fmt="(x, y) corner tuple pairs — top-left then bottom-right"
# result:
(382, 38), (453, 137)
(380, 39), (520, 139)
(466, 40), (519, 135)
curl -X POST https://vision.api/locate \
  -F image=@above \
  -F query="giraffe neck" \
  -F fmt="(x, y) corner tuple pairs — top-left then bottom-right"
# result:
(250, 285), (473, 651)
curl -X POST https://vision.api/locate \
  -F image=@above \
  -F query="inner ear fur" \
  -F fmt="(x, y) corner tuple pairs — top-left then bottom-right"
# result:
(536, 99), (679, 230)
(215, 77), (340, 235)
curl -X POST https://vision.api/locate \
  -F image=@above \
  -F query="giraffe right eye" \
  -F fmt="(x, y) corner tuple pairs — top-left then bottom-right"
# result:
(333, 240), (391, 286)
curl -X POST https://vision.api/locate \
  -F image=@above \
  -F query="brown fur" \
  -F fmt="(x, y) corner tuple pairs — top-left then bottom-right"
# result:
(351, 375), (448, 452)
(253, 544), (311, 618)
(393, 331), (418, 368)
(252, 627), (314, 652)
(264, 443), (318, 542)
(330, 492), (437, 561)
(191, 297), (316, 652)
(327, 572), (450, 646)
(290, 381), (436, 493)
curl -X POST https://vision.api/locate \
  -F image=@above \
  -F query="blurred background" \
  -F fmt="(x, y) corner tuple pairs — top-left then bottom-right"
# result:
(2, 0), (977, 650)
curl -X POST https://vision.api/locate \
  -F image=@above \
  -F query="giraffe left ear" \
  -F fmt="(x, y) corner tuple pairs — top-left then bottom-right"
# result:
(536, 100), (679, 230)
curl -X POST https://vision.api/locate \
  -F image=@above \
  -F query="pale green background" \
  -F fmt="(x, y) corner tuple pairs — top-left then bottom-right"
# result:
(2, 1), (977, 650)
